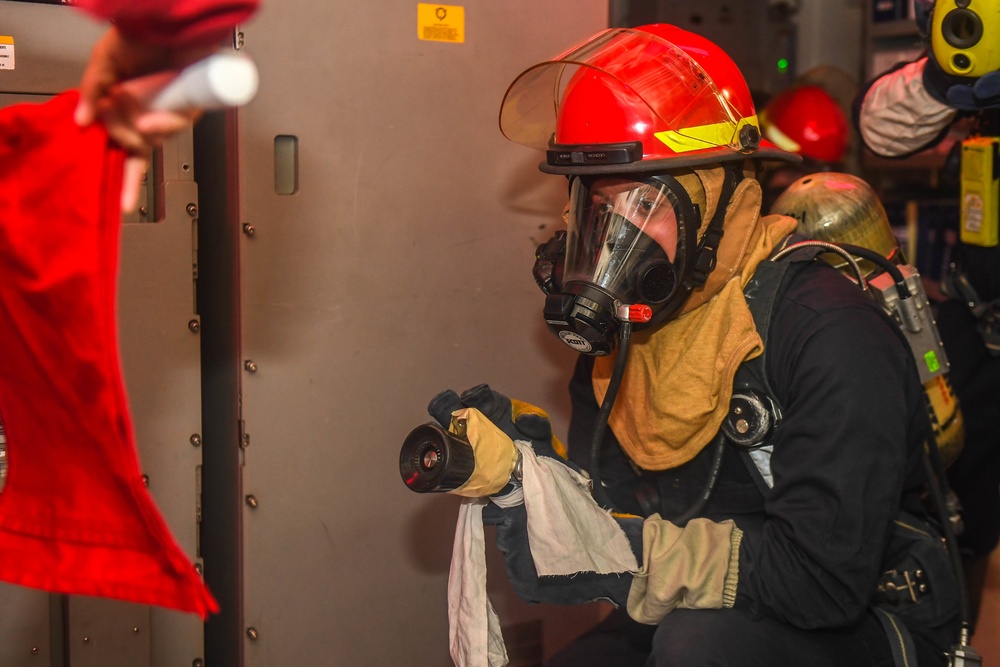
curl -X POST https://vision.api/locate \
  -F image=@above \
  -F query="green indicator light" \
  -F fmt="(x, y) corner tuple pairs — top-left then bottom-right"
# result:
(777, 58), (789, 73)
(924, 351), (940, 373)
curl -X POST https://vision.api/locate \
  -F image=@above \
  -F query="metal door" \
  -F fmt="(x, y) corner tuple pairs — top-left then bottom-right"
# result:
(230, 2), (608, 665)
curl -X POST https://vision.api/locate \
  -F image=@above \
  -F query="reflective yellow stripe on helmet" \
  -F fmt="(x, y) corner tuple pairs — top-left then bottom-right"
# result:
(759, 120), (801, 154)
(654, 115), (760, 153)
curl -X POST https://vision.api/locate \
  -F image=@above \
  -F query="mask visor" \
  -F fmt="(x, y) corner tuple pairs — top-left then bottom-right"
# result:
(564, 176), (687, 307)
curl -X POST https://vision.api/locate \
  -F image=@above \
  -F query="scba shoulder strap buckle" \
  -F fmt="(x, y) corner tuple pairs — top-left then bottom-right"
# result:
(725, 241), (820, 447)
(721, 389), (778, 448)
(876, 567), (930, 605)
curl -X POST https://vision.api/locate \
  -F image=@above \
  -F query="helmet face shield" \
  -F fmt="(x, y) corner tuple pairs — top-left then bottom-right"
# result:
(499, 28), (766, 167)
(506, 24), (773, 354)
(565, 177), (685, 306)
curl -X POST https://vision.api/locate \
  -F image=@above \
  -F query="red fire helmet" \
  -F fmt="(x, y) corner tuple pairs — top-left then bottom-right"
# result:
(760, 85), (849, 163)
(499, 24), (798, 174)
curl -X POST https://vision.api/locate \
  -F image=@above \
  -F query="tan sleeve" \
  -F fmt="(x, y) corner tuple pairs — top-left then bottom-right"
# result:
(626, 516), (743, 625)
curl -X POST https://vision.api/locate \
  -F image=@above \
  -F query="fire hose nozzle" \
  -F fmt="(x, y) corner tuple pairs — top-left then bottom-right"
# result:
(398, 423), (477, 493)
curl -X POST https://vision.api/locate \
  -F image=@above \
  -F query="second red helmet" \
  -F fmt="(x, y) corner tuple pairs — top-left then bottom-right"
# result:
(760, 85), (849, 164)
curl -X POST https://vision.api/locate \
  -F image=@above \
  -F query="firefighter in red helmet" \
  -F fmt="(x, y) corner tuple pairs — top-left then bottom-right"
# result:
(424, 24), (961, 667)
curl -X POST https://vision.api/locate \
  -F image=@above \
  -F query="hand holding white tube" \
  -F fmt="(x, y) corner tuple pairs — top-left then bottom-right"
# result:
(138, 52), (259, 112)
(75, 26), (259, 212)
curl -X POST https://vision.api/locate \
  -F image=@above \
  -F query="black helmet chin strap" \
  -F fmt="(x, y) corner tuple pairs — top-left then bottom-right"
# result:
(687, 164), (741, 289)
(646, 164), (742, 330)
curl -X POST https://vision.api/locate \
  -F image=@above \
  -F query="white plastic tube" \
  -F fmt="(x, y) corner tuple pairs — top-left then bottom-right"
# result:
(149, 53), (259, 111)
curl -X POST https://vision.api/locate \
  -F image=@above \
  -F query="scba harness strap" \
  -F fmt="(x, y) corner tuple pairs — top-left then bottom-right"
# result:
(722, 234), (820, 492)
(727, 237), (923, 667)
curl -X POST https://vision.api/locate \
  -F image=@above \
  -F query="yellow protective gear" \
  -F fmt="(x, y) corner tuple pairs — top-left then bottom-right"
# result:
(594, 278), (762, 470)
(594, 190), (799, 470)
(924, 374), (965, 468)
(677, 162), (765, 317)
(449, 407), (520, 498)
(627, 516), (743, 624)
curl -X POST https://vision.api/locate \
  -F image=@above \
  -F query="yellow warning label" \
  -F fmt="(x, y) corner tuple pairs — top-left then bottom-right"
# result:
(0, 36), (15, 71)
(417, 4), (464, 43)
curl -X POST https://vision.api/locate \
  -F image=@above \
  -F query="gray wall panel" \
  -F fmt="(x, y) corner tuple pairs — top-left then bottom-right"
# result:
(237, 1), (608, 664)
(0, 2), (103, 94)
(66, 599), (151, 667)
(119, 175), (206, 667)
(0, 585), (54, 666)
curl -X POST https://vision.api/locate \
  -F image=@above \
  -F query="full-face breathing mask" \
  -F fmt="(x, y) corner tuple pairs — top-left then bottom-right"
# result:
(533, 171), (730, 355)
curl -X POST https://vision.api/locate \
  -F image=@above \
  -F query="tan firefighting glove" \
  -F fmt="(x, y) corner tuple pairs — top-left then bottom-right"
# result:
(442, 406), (521, 498)
(626, 515), (743, 625)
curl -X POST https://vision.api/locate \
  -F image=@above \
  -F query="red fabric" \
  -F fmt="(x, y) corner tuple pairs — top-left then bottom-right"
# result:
(75, 0), (259, 48)
(0, 91), (217, 617)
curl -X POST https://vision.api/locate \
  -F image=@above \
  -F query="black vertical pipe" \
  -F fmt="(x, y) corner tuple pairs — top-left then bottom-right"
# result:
(194, 108), (244, 667)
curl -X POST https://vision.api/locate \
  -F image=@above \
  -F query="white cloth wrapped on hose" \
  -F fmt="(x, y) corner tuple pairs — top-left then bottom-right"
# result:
(447, 441), (639, 667)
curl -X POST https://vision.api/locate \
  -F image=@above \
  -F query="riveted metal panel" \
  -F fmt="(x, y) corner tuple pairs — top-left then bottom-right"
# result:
(235, 1), (608, 665)
(117, 169), (207, 667)
(0, 586), (57, 667)
(66, 599), (152, 667)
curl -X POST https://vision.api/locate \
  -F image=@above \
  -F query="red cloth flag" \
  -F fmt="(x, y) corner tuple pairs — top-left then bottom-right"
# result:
(0, 91), (217, 617)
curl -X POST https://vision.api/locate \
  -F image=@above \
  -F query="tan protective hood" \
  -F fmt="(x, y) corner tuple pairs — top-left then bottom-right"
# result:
(593, 165), (798, 471)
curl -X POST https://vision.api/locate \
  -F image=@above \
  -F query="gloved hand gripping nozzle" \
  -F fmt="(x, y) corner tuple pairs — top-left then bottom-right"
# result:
(398, 416), (522, 495)
(399, 384), (553, 497)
